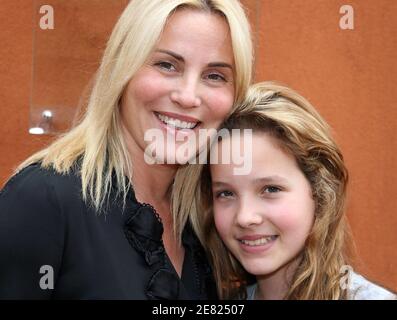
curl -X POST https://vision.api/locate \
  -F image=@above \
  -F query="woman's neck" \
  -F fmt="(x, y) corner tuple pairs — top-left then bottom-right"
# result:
(121, 122), (178, 207)
(131, 155), (177, 206)
(122, 127), (185, 277)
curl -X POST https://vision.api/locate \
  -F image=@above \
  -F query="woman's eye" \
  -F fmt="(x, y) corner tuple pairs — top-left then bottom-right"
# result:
(205, 73), (227, 82)
(155, 61), (176, 72)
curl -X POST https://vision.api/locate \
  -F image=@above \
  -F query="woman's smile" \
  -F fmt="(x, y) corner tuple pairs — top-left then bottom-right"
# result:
(154, 111), (201, 131)
(120, 9), (235, 165)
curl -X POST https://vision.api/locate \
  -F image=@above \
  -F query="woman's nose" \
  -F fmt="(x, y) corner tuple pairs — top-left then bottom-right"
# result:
(170, 76), (202, 109)
(235, 199), (264, 228)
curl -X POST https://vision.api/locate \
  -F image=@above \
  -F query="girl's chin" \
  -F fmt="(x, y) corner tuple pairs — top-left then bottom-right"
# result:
(244, 265), (279, 277)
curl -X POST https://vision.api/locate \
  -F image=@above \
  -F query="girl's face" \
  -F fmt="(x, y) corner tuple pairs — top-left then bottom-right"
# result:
(120, 9), (235, 164)
(211, 132), (315, 277)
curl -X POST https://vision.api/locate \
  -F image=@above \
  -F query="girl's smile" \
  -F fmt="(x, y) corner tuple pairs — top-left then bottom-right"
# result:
(211, 132), (315, 277)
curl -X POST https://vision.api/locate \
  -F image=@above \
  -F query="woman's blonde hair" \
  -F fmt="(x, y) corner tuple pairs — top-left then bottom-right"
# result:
(16, 0), (253, 211)
(172, 81), (352, 299)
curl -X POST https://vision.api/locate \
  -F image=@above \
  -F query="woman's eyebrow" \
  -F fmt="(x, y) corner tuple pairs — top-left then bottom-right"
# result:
(207, 62), (233, 70)
(156, 49), (184, 62)
(155, 49), (233, 70)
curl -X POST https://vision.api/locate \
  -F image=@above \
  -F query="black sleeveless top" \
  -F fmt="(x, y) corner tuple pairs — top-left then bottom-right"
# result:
(0, 164), (217, 300)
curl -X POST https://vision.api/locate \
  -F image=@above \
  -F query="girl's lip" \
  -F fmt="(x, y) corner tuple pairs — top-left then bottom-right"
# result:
(155, 111), (200, 124)
(237, 234), (277, 241)
(238, 236), (279, 254)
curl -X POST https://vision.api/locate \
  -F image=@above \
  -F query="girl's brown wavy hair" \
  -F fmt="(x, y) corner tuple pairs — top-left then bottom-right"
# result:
(173, 81), (353, 299)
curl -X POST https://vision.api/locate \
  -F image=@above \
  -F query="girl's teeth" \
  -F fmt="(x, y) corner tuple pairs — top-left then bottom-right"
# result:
(240, 236), (277, 246)
(157, 113), (197, 129)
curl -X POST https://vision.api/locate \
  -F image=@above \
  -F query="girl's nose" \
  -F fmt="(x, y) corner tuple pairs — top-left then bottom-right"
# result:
(235, 198), (264, 228)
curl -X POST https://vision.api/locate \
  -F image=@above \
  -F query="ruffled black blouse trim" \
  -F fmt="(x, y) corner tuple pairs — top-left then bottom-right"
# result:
(124, 201), (216, 300)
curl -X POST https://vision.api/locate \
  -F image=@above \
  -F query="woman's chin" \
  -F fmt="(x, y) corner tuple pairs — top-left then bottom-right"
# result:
(150, 145), (202, 165)
(143, 151), (195, 166)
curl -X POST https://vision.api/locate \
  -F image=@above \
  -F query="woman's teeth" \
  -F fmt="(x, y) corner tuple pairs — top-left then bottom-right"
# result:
(240, 236), (278, 246)
(156, 113), (198, 130)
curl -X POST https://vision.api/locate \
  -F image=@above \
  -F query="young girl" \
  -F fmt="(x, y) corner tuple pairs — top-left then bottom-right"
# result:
(172, 82), (396, 300)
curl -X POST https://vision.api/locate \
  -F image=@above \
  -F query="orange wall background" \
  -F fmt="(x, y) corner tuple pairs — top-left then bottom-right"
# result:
(0, 0), (396, 293)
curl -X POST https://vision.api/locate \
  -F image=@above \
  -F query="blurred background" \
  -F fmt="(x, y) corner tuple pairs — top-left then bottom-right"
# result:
(0, 0), (396, 293)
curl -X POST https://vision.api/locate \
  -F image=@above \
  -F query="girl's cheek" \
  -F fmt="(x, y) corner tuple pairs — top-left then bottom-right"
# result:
(271, 202), (315, 237)
(213, 207), (232, 238)
(270, 205), (307, 232)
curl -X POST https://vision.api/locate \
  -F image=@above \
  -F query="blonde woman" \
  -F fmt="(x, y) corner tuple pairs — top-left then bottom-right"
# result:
(173, 82), (396, 299)
(0, 0), (252, 299)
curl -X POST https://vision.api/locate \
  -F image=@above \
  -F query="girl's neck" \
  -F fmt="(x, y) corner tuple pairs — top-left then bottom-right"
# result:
(255, 257), (301, 300)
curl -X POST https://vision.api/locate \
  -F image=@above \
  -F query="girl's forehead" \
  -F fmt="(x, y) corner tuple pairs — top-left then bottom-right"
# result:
(210, 131), (303, 179)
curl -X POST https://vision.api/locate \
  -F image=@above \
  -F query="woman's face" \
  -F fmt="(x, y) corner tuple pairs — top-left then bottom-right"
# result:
(211, 132), (315, 277)
(120, 9), (235, 165)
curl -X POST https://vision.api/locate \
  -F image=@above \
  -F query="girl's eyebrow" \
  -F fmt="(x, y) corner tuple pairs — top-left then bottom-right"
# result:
(212, 181), (232, 188)
(155, 49), (233, 70)
(253, 176), (289, 184)
(212, 176), (289, 188)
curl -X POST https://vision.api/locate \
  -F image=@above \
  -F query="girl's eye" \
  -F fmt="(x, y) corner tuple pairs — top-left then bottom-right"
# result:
(215, 190), (234, 198)
(154, 61), (176, 72)
(263, 186), (282, 194)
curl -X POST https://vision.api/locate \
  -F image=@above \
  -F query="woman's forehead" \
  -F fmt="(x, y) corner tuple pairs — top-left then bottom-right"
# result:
(156, 9), (234, 63)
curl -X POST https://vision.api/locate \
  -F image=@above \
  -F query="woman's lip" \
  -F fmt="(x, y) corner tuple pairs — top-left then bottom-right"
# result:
(155, 111), (200, 123)
(154, 112), (201, 136)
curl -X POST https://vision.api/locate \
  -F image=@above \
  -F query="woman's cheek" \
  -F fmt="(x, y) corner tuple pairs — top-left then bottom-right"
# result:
(127, 69), (170, 103)
(205, 88), (234, 119)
